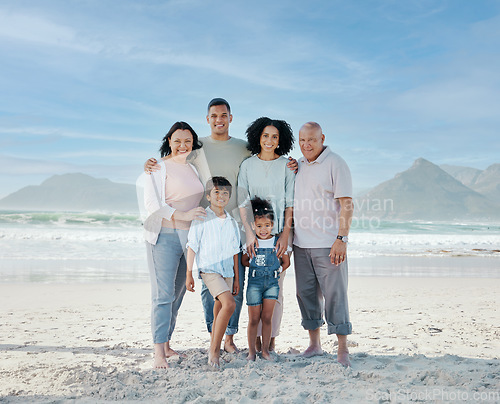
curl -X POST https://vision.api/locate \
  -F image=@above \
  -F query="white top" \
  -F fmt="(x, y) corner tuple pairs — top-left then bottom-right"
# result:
(255, 237), (275, 249)
(140, 159), (202, 245)
(186, 207), (241, 277)
(242, 236), (290, 255)
(237, 155), (295, 235)
(242, 237), (275, 253)
(293, 146), (352, 249)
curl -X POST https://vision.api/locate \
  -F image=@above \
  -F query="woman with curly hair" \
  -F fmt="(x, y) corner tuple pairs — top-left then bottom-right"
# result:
(237, 116), (295, 354)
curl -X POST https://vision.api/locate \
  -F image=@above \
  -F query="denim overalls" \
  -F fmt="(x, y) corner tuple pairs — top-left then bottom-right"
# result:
(246, 236), (281, 306)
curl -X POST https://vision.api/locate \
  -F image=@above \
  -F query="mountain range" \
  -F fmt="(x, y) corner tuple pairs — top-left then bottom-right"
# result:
(441, 163), (500, 202)
(0, 173), (138, 213)
(357, 158), (500, 220)
(0, 159), (498, 220)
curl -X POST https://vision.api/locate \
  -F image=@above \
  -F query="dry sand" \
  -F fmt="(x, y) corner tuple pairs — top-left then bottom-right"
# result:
(1, 274), (499, 403)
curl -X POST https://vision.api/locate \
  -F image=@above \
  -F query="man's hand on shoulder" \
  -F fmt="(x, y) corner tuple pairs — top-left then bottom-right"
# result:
(287, 157), (298, 174)
(144, 158), (160, 174)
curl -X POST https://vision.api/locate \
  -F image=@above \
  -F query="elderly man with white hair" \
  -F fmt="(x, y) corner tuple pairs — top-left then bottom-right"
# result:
(293, 122), (354, 367)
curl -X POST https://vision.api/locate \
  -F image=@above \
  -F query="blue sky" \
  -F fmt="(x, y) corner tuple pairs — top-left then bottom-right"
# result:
(1, 0), (499, 198)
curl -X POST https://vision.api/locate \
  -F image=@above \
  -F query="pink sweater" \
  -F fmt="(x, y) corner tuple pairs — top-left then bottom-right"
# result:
(143, 158), (204, 243)
(163, 159), (204, 229)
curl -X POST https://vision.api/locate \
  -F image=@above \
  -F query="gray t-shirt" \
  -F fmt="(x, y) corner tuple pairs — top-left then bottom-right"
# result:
(189, 136), (251, 221)
(237, 155), (295, 235)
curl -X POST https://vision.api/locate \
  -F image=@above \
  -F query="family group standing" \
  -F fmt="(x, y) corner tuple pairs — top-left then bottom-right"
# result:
(140, 98), (353, 369)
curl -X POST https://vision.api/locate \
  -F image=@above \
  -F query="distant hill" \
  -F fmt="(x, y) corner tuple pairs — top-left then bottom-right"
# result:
(0, 173), (138, 213)
(440, 164), (482, 187)
(441, 163), (500, 202)
(357, 158), (500, 221)
(469, 164), (500, 202)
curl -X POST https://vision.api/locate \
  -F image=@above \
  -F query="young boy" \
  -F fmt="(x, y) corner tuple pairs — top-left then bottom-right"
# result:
(186, 176), (241, 369)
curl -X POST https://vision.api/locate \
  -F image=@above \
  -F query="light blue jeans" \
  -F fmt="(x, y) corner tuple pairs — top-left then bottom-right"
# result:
(200, 251), (245, 335)
(146, 228), (188, 344)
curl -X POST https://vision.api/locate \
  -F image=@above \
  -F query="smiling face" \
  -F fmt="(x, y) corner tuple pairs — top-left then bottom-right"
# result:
(206, 186), (231, 210)
(252, 216), (273, 240)
(299, 125), (325, 162)
(207, 104), (232, 138)
(259, 125), (280, 155)
(168, 129), (194, 159)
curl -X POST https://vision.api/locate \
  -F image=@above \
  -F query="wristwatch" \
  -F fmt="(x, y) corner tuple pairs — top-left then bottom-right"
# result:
(336, 235), (348, 243)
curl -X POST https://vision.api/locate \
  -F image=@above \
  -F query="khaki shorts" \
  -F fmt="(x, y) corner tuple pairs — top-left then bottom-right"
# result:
(200, 272), (233, 299)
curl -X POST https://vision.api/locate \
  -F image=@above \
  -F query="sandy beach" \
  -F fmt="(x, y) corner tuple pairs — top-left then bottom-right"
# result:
(1, 272), (499, 403)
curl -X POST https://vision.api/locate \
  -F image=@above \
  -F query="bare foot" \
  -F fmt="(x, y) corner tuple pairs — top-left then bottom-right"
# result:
(337, 349), (351, 367)
(301, 345), (324, 358)
(269, 337), (275, 352)
(208, 353), (220, 370)
(246, 353), (257, 361)
(255, 337), (262, 353)
(261, 351), (274, 361)
(165, 348), (180, 358)
(153, 356), (169, 369)
(224, 339), (240, 353)
(165, 347), (185, 358)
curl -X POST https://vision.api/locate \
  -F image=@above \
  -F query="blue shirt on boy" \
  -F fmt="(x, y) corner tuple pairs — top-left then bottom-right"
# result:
(186, 207), (241, 278)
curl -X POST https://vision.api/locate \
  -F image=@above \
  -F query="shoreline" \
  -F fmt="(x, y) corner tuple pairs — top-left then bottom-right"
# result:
(1, 276), (498, 402)
(0, 254), (498, 283)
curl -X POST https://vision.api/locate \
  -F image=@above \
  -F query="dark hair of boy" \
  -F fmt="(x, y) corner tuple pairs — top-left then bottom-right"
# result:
(206, 176), (233, 197)
(250, 196), (275, 222)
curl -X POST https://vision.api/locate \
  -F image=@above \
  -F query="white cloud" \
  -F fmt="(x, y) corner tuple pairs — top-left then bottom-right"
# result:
(392, 80), (500, 122)
(0, 8), (104, 53)
(0, 154), (72, 176)
(0, 5), (375, 94)
(0, 127), (157, 144)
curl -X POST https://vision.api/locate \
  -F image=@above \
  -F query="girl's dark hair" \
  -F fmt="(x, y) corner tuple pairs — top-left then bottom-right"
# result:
(250, 196), (274, 222)
(159, 121), (203, 157)
(246, 117), (294, 156)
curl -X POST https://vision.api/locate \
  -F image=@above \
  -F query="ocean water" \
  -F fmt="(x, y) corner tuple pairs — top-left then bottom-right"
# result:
(0, 211), (499, 282)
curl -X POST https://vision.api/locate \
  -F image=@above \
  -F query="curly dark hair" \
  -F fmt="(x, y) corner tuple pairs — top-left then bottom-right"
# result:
(245, 117), (294, 156)
(250, 196), (274, 222)
(159, 121), (203, 157)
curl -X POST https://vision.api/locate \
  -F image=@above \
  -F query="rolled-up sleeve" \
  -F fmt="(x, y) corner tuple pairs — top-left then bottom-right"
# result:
(186, 220), (203, 253)
(231, 220), (241, 255)
(332, 157), (352, 199)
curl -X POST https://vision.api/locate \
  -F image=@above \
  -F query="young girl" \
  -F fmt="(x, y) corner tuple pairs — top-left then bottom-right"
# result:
(242, 197), (290, 361)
